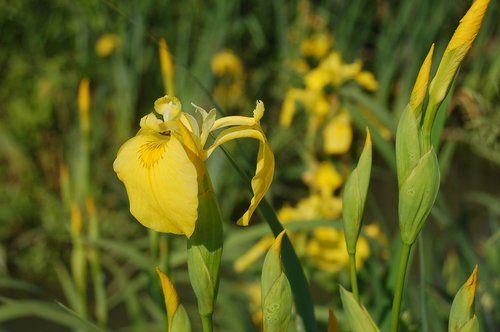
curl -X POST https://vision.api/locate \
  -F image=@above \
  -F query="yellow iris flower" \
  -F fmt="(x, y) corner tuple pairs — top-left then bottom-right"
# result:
(114, 95), (274, 238)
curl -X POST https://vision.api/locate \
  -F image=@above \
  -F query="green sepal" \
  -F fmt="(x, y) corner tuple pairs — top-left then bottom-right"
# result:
(339, 286), (380, 332)
(171, 304), (192, 332)
(427, 48), (462, 115)
(398, 147), (440, 245)
(187, 173), (223, 316)
(449, 265), (479, 332)
(455, 316), (479, 332)
(342, 129), (372, 254)
(396, 106), (422, 189)
(261, 231), (293, 332)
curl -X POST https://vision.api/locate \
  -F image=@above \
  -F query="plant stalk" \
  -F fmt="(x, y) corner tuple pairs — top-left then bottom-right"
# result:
(419, 236), (428, 332)
(390, 242), (412, 332)
(349, 253), (359, 302)
(201, 314), (213, 332)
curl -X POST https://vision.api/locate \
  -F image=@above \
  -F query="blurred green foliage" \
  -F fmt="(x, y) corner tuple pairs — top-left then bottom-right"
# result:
(0, 0), (498, 331)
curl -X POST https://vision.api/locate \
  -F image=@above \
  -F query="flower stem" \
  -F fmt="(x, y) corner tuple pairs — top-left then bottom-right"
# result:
(418, 236), (428, 332)
(201, 314), (213, 332)
(349, 253), (359, 302)
(390, 242), (412, 332)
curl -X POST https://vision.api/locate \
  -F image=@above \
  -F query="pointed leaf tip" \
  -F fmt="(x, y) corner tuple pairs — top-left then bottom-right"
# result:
(466, 265), (478, 306)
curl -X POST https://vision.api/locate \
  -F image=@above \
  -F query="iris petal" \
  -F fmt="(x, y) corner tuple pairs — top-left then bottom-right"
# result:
(206, 126), (274, 226)
(113, 130), (198, 237)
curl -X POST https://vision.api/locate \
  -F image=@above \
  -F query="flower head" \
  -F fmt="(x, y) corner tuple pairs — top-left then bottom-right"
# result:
(114, 95), (274, 237)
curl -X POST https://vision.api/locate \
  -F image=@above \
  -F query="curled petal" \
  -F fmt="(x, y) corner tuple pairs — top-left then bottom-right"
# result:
(206, 126), (275, 226)
(211, 115), (256, 132)
(211, 101), (264, 132)
(113, 130), (198, 237)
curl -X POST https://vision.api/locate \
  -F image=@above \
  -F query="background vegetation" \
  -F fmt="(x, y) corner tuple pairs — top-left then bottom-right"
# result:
(0, 0), (498, 331)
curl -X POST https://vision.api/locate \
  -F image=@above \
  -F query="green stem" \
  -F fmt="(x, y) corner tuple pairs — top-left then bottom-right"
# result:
(88, 201), (107, 327)
(201, 314), (213, 332)
(418, 236), (428, 332)
(390, 242), (412, 332)
(349, 253), (359, 302)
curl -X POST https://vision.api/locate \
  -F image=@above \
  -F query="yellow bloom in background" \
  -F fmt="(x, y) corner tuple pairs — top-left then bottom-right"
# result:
(95, 33), (120, 57)
(323, 110), (353, 155)
(309, 161), (343, 197)
(300, 33), (333, 61)
(114, 95), (274, 237)
(320, 52), (362, 87)
(355, 71), (379, 92)
(211, 49), (244, 77)
(211, 49), (246, 109)
(279, 88), (316, 127)
(307, 227), (370, 273)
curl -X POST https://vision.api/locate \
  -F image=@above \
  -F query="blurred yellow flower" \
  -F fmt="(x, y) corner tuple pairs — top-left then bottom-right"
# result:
(211, 49), (244, 77)
(320, 52), (362, 86)
(95, 33), (120, 57)
(211, 49), (245, 109)
(355, 71), (379, 92)
(309, 161), (343, 196)
(300, 33), (333, 61)
(280, 88), (316, 127)
(307, 227), (370, 273)
(323, 110), (353, 155)
(114, 96), (274, 237)
(77, 78), (90, 133)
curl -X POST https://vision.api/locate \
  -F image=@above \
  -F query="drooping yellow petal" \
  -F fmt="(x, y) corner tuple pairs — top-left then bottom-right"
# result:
(113, 130), (198, 237)
(156, 267), (179, 328)
(206, 126), (274, 226)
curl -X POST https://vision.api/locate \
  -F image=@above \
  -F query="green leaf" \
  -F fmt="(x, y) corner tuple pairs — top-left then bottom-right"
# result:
(261, 232), (293, 332)
(339, 287), (380, 332)
(343, 129), (372, 254)
(0, 298), (104, 332)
